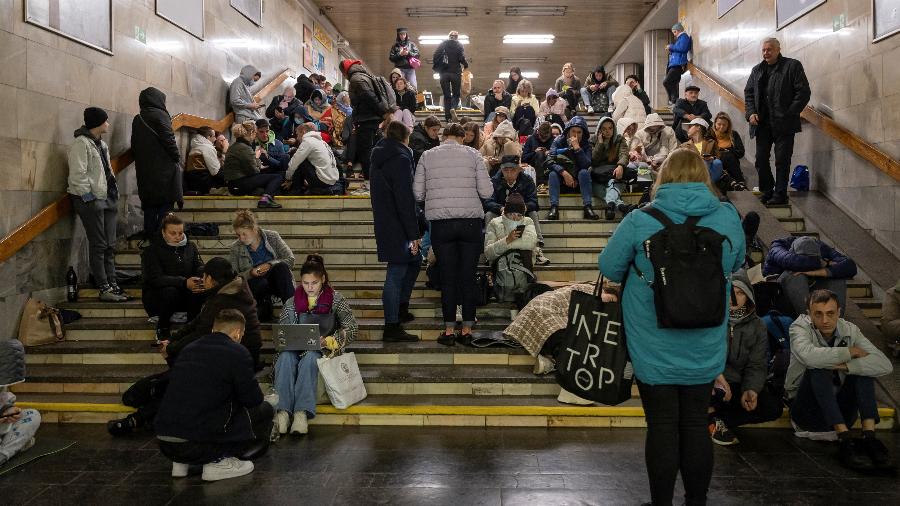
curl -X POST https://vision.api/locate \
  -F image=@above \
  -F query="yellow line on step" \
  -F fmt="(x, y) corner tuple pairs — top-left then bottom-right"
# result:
(15, 402), (897, 419)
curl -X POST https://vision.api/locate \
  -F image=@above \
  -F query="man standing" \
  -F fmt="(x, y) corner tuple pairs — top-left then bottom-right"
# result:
(662, 23), (692, 107)
(744, 37), (811, 205)
(340, 59), (395, 180)
(672, 85), (711, 143)
(786, 290), (893, 471)
(432, 31), (468, 121)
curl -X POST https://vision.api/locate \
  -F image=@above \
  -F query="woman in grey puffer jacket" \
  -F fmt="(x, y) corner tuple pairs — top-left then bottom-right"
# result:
(414, 123), (493, 346)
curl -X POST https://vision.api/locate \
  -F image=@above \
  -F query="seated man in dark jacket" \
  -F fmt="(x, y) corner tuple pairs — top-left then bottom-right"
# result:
(484, 156), (548, 265)
(521, 122), (555, 181)
(763, 236), (857, 316)
(254, 119), (290, 173)
(155, 309), (273, 481)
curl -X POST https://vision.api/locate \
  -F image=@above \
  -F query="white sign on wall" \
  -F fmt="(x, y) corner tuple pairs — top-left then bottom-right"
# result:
(25, 0), (113, 54)
(874, 0), (900, 42)
(776, 0), (828, 30)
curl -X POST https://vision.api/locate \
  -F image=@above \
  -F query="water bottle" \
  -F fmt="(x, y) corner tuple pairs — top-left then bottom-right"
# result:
(66, 266), (78, 302)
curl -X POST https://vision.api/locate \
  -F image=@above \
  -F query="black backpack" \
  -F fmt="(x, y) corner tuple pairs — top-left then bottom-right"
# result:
(633, 206), (730, 329)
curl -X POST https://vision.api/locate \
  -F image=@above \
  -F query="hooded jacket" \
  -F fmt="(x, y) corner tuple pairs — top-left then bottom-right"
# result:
(484, 215), (538, 264)
(882, 280), (900, 340)
(599, 183), (745, 385)
(389, 37), (421, 70)
(539, 93), (569, 120)
(168, 276), (262, 365)
(285, 131), (339, 186)
(255, 129), (289, 172)
(221, 138), (260, 182)
(432, 39), (468, 74)
(522, 131), (554, 166)
(265, 93), (302, 120)
(616, 117), (641, 152)
(228, 229), (295, 280)
(294, 74), (317, 103)
(480, 121), (523, 161)
(485, 171), (539, 215)
(67, 127), (115, 201)
(611, 85), (647, 124)
(414, 140), (493, 221)
(231, 65), (263, 123)
(634, 114), (679, 164)
(549, 116), (592, 174)
(141, 234), (203, 290)
(724, 270), (769, 393)
(132, 87), (182, 207)
(583, 66), (618, 111)
(187, 134), (221, 175)
(667, 32), (692, 68)
(410, 123), (440, 167)
(785, 314), (893, 399)
(154, 332), (263, 444)
(370, 137), (420, 263)
(762, 236), (857, 279)
(744, 55), (811, 137)
(591, 117), (628, 167)
(345, 61), (391, 124)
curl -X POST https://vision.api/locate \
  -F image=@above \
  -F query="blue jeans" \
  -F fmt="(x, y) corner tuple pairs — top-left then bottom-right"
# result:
(383, 259), (422, 324)
(419, 227), (432, 262)
(790, 370), (879, 432)
(400, 68), (418, 91)
(706, 159), (723, 182)
(274, 350), (323, 418)
(548, 168), (593, 206)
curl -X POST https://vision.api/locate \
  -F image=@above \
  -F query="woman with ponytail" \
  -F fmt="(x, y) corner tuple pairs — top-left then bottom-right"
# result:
(273, 255), (358, 436)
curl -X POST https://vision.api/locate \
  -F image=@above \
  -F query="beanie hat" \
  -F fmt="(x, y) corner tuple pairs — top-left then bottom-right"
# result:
(84, 107), (108, 130)
(332, 83), (343, 94)
(397, 27), (408, 33)
(672, 22), (685, 32)
(493, 106), (510, 118)
(790, 236), (821, 258)
(340, 59), (361, 76)
(545, 88), (559, 98)
(504, 193), (526, 215)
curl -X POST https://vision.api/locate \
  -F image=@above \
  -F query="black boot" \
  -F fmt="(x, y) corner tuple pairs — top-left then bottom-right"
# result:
(617, 203), (636, 217)
(604, 202), (616, 221)
(546, 205), (559, 220)
(382, 323), (419, 342)
(399, 303), (415, 323)
(767, 192), (789, 205)
(107, 414), (138, 437)
(583, 205), (600, 220)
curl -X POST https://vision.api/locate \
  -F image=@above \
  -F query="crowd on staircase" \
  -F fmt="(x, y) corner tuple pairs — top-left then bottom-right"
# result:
(3, 21), (891, 501)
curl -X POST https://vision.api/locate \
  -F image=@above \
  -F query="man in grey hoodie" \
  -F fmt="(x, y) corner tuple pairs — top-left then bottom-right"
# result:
(230, 65), (265, 123)
(787, 289), (894, 471)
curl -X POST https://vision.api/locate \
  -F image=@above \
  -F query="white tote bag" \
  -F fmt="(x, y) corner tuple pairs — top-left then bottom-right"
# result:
(316, 352), (367, 409)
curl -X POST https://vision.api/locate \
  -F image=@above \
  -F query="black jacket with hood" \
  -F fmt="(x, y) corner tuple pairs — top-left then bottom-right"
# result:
(409, 123), (440, 167)
(131, 87), (182, 207)
(723, 270), (769, 394)
(141, 235), (204, 291)
(432, 39), (468, 75)
(294, 75), (317, 103)
(389, 37), (421, 70)
(346, 61), (391, 124)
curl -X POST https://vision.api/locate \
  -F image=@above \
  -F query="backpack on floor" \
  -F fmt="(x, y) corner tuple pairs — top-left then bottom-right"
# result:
(185, 222), (220, 237)
(633, 206), (730, 329)
(790, 165), (809, 191)
(493, 250), (535, 303)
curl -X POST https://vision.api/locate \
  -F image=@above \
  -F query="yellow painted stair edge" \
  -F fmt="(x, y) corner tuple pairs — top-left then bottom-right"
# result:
(15, 402), (896, 419)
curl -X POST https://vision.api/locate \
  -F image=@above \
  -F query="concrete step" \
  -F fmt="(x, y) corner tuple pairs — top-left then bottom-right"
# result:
(180, 194), (638, 210)
(854, 299), (883, 319)
(776, 217), (806, 232)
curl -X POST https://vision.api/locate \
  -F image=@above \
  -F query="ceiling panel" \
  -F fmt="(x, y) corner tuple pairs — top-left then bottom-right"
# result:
(316, 1), (656, 94)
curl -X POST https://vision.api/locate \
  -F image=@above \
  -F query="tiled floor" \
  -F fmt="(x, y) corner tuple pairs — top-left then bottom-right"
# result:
(1, 425), (897, 505)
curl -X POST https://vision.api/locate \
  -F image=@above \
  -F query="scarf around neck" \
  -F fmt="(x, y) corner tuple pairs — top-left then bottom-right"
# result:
(293, 284), (335, 315)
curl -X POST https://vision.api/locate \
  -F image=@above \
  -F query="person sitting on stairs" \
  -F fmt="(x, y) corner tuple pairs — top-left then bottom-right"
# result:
(591, 117), (637, 221)
(221, 121), (283, 209)
(282, 122), (340, 196)
(228, 210), (296, 322)
(484, 156), (549, 265)
(545, 116), (599, 221)
(0, 339), (41, 467)
(274, 255), (358, 436)
(155, 309), (273, 481)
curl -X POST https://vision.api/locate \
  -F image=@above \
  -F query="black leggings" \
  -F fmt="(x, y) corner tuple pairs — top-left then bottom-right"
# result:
(637, 380), (713, 506)
(228, 173), (284, 197)
(431, 218), (483, 327)
(247, 262), (296, 320)
(142, 286), (206, 331)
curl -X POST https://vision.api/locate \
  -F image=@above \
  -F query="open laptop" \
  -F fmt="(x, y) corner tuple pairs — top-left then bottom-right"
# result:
(271, 324), (321, 352)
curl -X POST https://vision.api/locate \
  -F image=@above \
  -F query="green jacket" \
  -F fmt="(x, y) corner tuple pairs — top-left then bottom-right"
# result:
(221, 139), (260, 182)
(591, 117), (628, 167)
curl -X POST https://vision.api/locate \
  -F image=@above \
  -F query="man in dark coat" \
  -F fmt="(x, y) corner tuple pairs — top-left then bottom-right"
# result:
(293, 74), (317, 104)
(132, 87), (182, 237)
(432, 31), (468, 121)
(340, 59), (394, 179)
(370, 122), (421, 343)
(744, 37), (811, 205)
(672, 85), (712, 143)
(155, 309), (273, 481)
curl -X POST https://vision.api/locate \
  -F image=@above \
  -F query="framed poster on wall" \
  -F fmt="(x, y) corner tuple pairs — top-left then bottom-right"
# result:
(314, 23), (333, 51)
(874, 0), (900, 42)
(316, 51), (326, 73)
(231, 0), (262, 26)
(156, 0), (204, 40)
(717, 0), (744, 18)
(776, 0), (827, 30)
(25, 0), (113, 55)
(303, 25), (314, 72)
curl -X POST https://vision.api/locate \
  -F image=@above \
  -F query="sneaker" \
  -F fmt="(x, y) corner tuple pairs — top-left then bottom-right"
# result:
(350, 183), (370, 196)
(557, 388), (594, 406)
(767, 193), (789, 206)
(586, 106), (594, 114)
(533, 355), (556, 375)
(536, 184), (549, 196)
(257, 195), (282, 209)
(791, 420), (839, 441)
(604, 202), (616, 221)
(456, 332), (473, 346)
(209, 187), (231, 196)
(110, 283), (128, 298)
(99, 285), (127, 302)
(534, 247), (551, 266)
(275, 410), (290, 435)
(290, 411), (308, 435)
(171, 462), (189, 478)
(617, 203), (636, 217)
(861, 436), (893, 469)
(730, 181), (748, 191)
(106, 414), (138, 436)
(201, 457), (254, 481)
(382, 323), (419, 342)
(710, 418), (739, 446)
(839, 437), (873, 470)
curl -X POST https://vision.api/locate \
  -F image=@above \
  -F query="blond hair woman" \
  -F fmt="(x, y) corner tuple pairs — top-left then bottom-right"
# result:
(228, 209), (295, 320)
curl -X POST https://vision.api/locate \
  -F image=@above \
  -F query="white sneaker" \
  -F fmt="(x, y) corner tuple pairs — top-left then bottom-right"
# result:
(587, 106), (594, 113)
(557, 388), (595, 405)
(534, 248), (551, 265)
(533, 355), (556, 375)
(290, 411), (309, 435)
(171, 462), (189, 478)
(275, 410), (290, 435)
(791, 420), (838, 441)
(456, 305), (463, 323)
(201, 457), (254, 481)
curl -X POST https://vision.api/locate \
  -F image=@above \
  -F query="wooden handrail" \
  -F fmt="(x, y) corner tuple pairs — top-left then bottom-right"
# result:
(0, 69), (290, 264)
(688, 63), (900, 183)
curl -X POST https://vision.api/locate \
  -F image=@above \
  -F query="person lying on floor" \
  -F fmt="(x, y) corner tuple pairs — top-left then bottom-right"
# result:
(0, 339), (41, 466)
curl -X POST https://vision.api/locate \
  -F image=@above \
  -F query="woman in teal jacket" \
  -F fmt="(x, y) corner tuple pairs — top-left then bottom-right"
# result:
(598, 148), (744, 506)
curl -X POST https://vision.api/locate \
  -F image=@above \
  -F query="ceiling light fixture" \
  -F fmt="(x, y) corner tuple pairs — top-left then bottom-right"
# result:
(418, 34), (470, 45)
(503, 34), (555, 44)
(500, 57), (548, 64)
(505, 6), (567, 16)
(406, 7), (468, 17)
(499, 71), (539, 79)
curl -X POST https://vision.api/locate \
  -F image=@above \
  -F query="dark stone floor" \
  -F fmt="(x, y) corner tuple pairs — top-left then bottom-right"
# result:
(1, 425), (898, 505)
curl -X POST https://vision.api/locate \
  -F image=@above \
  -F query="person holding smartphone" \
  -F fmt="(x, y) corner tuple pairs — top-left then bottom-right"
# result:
(484, 193), (538, 300)
(680, 118), (724, 184)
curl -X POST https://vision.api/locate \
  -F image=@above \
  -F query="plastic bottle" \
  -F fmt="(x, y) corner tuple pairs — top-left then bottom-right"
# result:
(66, 266), (78, 302)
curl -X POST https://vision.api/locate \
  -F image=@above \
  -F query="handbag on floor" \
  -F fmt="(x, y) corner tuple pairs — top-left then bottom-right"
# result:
(317, 351), (367, 409)
(17, 298), (64, 347)
(554, 276), (633, 405)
